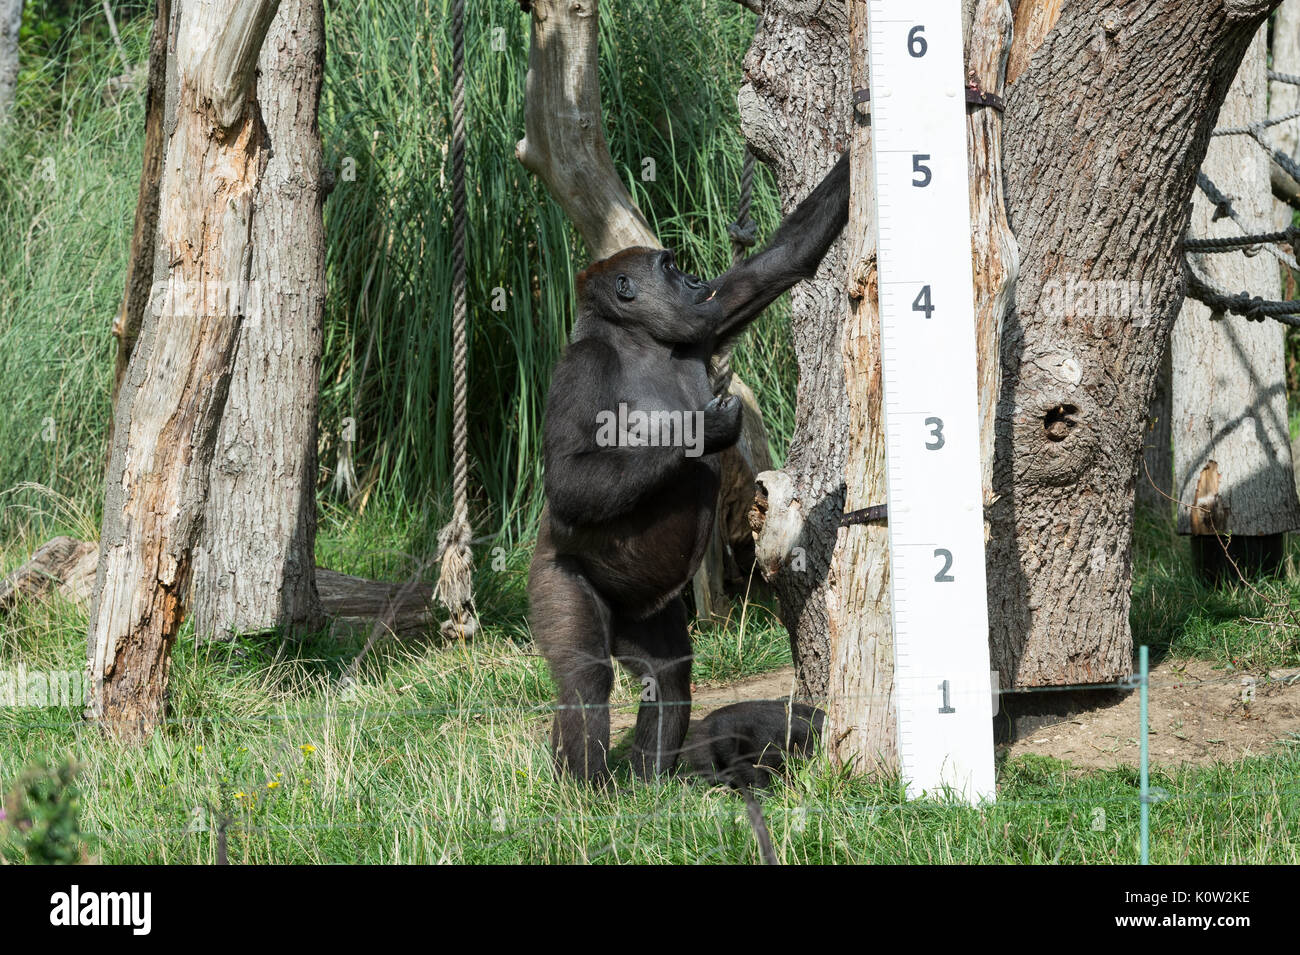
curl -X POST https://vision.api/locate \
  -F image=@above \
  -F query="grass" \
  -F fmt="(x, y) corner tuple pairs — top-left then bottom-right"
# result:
(2, 505), (1299, 864)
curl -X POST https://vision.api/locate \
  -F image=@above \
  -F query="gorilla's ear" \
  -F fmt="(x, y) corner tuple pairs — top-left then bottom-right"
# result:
(615, 274), (637, 301)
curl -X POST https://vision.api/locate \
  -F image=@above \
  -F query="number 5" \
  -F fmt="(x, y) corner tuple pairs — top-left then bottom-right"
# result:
(912, 154), (931, 187)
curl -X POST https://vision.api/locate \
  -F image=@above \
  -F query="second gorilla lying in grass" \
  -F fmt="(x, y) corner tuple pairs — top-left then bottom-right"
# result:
(681, 700), (825, 790)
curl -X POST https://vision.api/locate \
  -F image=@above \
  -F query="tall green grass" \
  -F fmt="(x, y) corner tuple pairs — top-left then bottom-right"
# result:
(0, 1), (796, 549)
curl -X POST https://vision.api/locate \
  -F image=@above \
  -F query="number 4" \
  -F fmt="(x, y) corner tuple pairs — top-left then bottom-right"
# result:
(912, 285), (934, 318)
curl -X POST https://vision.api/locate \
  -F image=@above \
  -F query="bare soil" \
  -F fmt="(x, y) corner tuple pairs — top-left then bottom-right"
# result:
(608, 659), (1300, 770)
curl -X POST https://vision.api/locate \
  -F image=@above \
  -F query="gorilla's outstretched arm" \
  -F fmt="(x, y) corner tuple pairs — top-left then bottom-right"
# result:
(709, 151), (851, 343)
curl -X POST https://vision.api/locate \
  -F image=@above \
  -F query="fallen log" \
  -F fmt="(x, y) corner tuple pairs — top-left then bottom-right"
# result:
(1, 539), (433, 635)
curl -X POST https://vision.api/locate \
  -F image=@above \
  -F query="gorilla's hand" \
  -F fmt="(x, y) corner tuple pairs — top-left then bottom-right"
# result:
(702, 393), (743, 454)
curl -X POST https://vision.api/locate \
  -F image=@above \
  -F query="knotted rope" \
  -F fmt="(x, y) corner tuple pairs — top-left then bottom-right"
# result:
(435, 0), (478, 641)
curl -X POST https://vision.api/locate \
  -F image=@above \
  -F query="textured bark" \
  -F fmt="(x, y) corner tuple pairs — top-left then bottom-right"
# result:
(110, 0), (172, 429)
(826, 0), (892, 769)
(515, 0), (657, 257)
(1137, 342), (1173, 511)
(1004, 0), (1062, 85)
(1270, 1), (1300, 228)
(191, 0), (326, 638)
(87, 0), (279, 739)
(0, 0), (19, 120)
(1172, 29), (1300, 540)
(0, 538), (98, 612)
(989, 0), (1278, 687)
(739, 0), (852, 701)
(5, 538), (428, 632)
(965, 1), (1018, 527)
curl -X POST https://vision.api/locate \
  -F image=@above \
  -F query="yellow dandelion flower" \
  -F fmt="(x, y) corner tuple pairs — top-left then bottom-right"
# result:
(267, 781), (280, 790)
(300, 744), (316, 755)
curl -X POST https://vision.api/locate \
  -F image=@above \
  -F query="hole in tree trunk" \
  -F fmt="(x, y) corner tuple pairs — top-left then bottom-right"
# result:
(1043, 404), (1079, 442)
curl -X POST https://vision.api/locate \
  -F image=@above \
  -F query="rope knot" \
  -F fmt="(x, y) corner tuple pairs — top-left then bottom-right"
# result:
(727, 221), (758, 249)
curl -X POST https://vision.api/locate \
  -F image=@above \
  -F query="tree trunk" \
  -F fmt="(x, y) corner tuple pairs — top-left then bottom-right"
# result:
(191, 0), (326, 638)
(1271, 1), (1300, 228)
(518, 0), (769, 621)
(1004, 0), (1061, 85)
(110, 0), (172, 435)
(988, 0), (1277, 687)
(1136, 342), (1173, 512)
(1172, 26), (1300, 580)
(87, 0), (280, 739)
(0, 0), (20, 121)
(826, 0), (891, 768)
(824, 0), (1016, 770)
(740, 0), (853, 701)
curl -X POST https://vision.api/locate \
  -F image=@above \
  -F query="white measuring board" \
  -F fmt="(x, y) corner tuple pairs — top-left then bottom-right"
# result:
(866, 0), (995, 804)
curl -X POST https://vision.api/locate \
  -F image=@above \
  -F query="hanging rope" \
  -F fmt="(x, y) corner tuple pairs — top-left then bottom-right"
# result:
(435, 0), (478, 641)
(710, 148), (759, 395)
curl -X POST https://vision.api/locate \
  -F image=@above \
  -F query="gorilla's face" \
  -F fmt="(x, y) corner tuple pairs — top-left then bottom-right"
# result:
(579, 247), (723, 345)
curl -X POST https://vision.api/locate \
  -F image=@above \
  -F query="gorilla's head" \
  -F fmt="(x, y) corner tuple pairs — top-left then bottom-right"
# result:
(576, 246), (722, 345)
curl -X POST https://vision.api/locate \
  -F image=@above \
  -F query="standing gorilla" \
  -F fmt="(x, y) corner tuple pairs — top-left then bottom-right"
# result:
(529, 152), (850, 783)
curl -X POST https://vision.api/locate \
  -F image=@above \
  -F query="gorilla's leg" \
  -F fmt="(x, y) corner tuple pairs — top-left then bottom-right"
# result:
(529, 550), (614, 784)
(612, 597), (693, 780)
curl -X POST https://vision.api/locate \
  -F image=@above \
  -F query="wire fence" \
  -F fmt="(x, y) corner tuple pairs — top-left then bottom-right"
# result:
(2, 641), (1298, 864)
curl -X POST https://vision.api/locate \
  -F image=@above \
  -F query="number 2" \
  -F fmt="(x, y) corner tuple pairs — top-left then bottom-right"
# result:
(934, 548), (954, 582)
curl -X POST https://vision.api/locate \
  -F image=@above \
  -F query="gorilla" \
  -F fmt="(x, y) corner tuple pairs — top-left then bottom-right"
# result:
(683, 701), (826, 790)
(528, 151), (850, 784)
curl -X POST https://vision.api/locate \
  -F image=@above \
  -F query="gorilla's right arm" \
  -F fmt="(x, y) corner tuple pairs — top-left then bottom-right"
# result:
(709, 150), (851, 344)
(543, 339), (741, 525)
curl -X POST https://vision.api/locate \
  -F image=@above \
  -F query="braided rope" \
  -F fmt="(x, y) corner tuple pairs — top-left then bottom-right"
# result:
(435, 0), (478, 641)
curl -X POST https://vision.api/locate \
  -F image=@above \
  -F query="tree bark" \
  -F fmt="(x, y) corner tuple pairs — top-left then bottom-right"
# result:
(87, 0), (280, 739)
(0, 0), (19, 121)
(824, 0), (1016, 771)
(1270, 1), (1300, 229)
(1172, 26), (1300, 575)
(1004, 0), (1062, 85)
(3, 539), (429, 633)
(826, 0), (891, 768)
(988, 0), (1278, 687)
(110, 0), (172, 433)
(740, 0), (853, 701)
(190, 0), (326, 638)
(1137, 342), (1173, 512)
(515, 0), (657, 257)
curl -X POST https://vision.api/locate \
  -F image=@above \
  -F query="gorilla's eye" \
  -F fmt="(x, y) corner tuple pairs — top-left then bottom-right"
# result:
(616, 274), (637, 301)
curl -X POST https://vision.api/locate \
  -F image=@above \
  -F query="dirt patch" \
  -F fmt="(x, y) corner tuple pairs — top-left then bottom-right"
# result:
(1002, 658), (1300, 770)
(607, 659), (1300, 770)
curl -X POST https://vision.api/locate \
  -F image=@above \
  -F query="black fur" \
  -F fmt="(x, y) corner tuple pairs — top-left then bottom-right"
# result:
(528, 152), (850, 784)
(684, 701), (826, 789)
